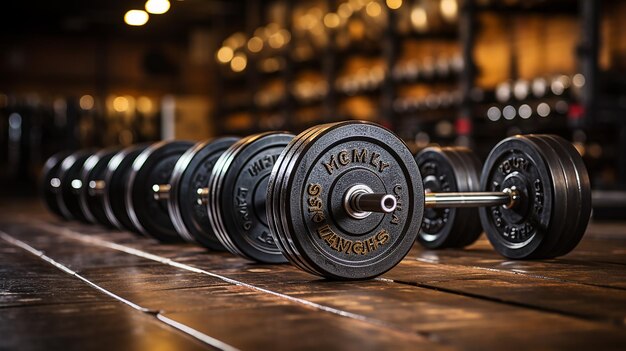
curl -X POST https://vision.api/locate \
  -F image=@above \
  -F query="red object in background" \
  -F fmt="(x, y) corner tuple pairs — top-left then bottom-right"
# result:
(455, 117), (471, 135)
(568, 103), (585, 120)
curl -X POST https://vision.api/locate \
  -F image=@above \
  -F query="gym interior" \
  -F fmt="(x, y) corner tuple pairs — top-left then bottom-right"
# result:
(1, 1), (625, 350)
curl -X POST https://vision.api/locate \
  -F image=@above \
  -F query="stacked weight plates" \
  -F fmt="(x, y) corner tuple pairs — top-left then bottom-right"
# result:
(415, 146), (483, 249)
(267, 121), (423, 280)
(208, 132), (294, 263)
(479, 134), (591, 259)
(167, 137), (239, 250)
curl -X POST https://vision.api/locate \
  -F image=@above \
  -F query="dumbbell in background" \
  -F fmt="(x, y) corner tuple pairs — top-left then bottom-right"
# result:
(41, 120), (591, 280)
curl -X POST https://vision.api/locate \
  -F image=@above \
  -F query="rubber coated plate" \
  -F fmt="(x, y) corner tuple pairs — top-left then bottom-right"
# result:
(275, 121), (423, 280)
(103, 144), (149, 232)
(41, 151), (71, 219)
(541, 135), (591, 257)
(208, 132), (293, 263)
(479, 135), (558, 259)
(57, 150), (93, 222)
(415, 146), (482, 249)
(127, 140), (194, 242)
(168, 137), (239, 249)
(78, 148), (119, 227)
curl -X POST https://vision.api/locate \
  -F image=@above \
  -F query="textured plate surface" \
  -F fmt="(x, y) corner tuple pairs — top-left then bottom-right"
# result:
(127, 140), (194, 242)
(168, 137), (239, 249)
(209, 132), (293, 263)
(479, 135), (560, 259)
(273, 121), (423, 280)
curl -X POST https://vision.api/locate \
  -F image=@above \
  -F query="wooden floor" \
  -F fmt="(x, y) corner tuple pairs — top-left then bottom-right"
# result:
(1, 200), (625, 351)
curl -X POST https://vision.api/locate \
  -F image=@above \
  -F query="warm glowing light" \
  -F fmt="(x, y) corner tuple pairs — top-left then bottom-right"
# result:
(410, 7), (428, 31)
(224, 32), (247, 49)
(79, 95), (94, 110)
(137, 96), (153, 114)
(113, 96), (129, 112)
(124, 10), (149, 26)
(440, 0), (458, 21)
(366, 1), (382, 17)
(386, 0), (403, 10)
(338, 3), (354, 18)
(323, 13), (341, 28)
(247, 36), (264, 53)
(268, 30), (290, 49)
(145, 0), (170, 15)
(216, 46), (234, 63)
(230, 53), (247, 72)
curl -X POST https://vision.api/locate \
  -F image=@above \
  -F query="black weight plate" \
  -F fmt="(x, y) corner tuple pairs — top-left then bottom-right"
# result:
(479, 135), (559, 259)
(270, 125), (327, 275)
(522, 135), (569, 258)
(127, 140), (194, 242)
(277, 125), (332, 275)
(542, 135), (591, 257)
(209, 132), (293, 263)
(103, 144), (149, 232)
(78, 148), (119, 227)
(57, 150), (93, 222)
(41, 151), (71, 219)
(279, 121), (423, 280)
(168, 137), (239, 250)
(415, 147), (465, 249)
(447, 148), (483, 248)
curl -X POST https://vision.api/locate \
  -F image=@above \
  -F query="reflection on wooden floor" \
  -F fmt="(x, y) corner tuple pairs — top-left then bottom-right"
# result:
(1, 200), (625, 351)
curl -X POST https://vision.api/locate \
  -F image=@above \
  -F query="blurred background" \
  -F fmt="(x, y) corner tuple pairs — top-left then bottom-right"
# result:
(1, 0), (625, 215)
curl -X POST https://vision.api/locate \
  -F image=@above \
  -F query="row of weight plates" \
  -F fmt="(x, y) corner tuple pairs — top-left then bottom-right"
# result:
(267, 121), (424, 280)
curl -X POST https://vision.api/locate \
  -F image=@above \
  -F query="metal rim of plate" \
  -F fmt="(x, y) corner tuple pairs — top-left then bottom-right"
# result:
(415, 146), (482, 249)
(78, 148), (119, 226)
(271, 121), (423, 280)
(103, 144), (149, 232)
(168, 137), (239, 250)
(41, 151), (71, 220)
(126, 140), (194, 242)
(57, 150), (93, 222)
(479, 135), (563, 259)
(208, 131), (294, 263)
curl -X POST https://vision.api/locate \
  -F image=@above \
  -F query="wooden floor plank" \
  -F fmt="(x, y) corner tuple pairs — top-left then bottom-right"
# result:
(7, 221), (625, 351)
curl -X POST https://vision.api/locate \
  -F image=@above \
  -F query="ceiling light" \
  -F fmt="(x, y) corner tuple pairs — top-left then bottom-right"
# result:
(145, 0), (170, 15)
(125, 10), (149, 26)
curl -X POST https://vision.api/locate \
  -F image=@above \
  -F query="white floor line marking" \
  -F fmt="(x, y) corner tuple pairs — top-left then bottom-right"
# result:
(0, 230), (240, 351)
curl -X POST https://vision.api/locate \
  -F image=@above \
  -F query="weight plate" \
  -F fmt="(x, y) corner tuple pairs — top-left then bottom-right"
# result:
(479, 135), (559, 259)
(446, 148), (484, 247)
(542, 135), (591, 257)
(168, 137), (239, 250)
(522, 135), (569, 258)
(103, 144), (149, 232)
(415, 146), (482, 249)
(275, 121), (423, 280)
(127, 140), (194, 242)
(269, 124), (327, 275)
(209, 132), (293, 263)
(78, 148), (119, 227)
(57, 150), (93, 222)
(41, 151), (71, 219)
